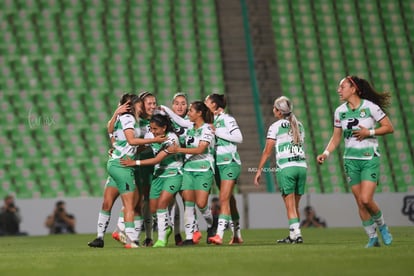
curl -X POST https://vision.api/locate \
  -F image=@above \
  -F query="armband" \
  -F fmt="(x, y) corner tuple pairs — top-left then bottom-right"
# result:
(369, 129), (375, 136)
(323, 150), (330, 157)
(136, 160), (141, 166)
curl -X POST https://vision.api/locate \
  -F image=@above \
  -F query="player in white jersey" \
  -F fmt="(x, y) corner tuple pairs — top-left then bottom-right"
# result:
(121, 113), (184, 247)
(254, 96), (307, 244)
(317, 76), (394, 248)
(204, 93), (244, 245)
(167, 101), (215, 245)
(159, 92), (189, 245)
(88, 94), (166, 249)
(162, 94), (206, 244)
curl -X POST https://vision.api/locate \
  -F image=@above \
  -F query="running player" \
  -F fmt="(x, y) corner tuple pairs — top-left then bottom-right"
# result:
(317, 76), (393, 248)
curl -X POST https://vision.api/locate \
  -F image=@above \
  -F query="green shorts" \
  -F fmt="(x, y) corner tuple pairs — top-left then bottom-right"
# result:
(344, 156), (380, 186)
(276, 166), (307, 195)
(149, 173), (183, 199)
(214, 162), (241, 189)
(107, 158), (136, 194)
(182, 169), (214, 192)
(217, 162), (241, 180)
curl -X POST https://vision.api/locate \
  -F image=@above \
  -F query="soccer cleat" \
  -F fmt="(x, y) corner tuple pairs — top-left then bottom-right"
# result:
(295, 236), (304, 244)
(277, 236), (294, 244)
(192, 231), (202, 244)
(277, 236), (303, 244)
(175, 233), (183, 246)
(208, 234), (223, 245)
(365, 237), (380, 248)
(153, 239), (167, 248)
(206, 227), (216, 244)
(229, 236), (244, 245)
(165, 226), (172, 245)
(88, 238), (104, 248)
(182, 239), (195, 246)
(143, 238), (154, 247)
(379, 225), (392, 245)
(125, 241), (140, 249)
(112, 231), (127, 245)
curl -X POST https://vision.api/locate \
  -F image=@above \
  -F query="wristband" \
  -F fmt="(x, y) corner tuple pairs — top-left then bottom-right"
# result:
(323, 150), (330, 157)
(369, 129), (375, 136)
(135, 160), (141, 166)
(108, 133), (113, 138)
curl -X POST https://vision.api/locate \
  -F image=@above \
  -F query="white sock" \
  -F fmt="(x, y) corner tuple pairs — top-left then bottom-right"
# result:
(125, 222), (138, 242)
(184, 203), (195, 240)
(97, 211), (110, 239)
(157, 209), (169, 241)
(170, 203), (181, 235)
(134, 216), (143, 241)
(372, 211), (385, 228)
(289, 222), (301, 239)
(216, 216), (229, 239)
(117, 212), (125, 232)
(363, 220), (378, 238)
(200, 205), (213, 228)
(234, 220), (242, 238)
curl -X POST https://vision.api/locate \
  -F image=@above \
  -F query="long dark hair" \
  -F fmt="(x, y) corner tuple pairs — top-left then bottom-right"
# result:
(191, 101), (213, 124)
(129, 95), (143, 120)
(150, 113), (175, 134)
(207, 93), (226, 110)
(347, 76), (391, 114)
(118, 93), (137, 116)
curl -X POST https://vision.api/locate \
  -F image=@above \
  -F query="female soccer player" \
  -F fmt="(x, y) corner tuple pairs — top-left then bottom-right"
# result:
(121, 113), (183, 247)
(254, 96), (307, 244)
(167, 101), (215, 245)
(88, 94), (166, 249)
(317, 76), (393, 248)
(204, 93), (244, 245)
(136, 91), (158, 246)
(160, 92), (189, 245)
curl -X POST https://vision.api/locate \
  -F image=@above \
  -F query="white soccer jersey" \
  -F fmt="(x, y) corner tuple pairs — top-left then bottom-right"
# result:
(214, 113), (242, 165)
(150, 132), (183, 174)
(183, 123), (215, 172)
(267, 119), (307, 169)
(111, 114), (140, 159)
(334, 99), (386, 160)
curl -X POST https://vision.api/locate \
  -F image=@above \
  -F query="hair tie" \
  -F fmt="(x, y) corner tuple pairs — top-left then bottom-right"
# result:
(347, 76), (360, 92)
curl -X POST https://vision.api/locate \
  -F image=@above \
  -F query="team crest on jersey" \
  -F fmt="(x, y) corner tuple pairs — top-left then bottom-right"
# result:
(360, 109), (367, 118)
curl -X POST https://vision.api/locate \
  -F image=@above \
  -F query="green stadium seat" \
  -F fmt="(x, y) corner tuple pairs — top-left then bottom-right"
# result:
(0, 0), (18, 15)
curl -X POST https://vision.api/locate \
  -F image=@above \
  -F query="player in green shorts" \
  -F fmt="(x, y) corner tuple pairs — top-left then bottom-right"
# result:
(205, 93), (244, 245)
(254, 96), (307, 244)
(135, 91), (158, 246)
(121, 113), (184, 247)
(167, 101), (215, 245)
(159, 92), (190, 245)
(317, 76), (394, 248)
(88, 94), (166, 249)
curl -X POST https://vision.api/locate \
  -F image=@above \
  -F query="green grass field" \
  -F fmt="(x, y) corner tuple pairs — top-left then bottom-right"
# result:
(0, 227), (412, 276)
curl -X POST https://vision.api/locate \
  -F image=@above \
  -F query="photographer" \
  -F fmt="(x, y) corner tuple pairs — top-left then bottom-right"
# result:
(0, 194), (27, 236)
(300, 206), (327, 228)
(45, 201), (76, 234)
